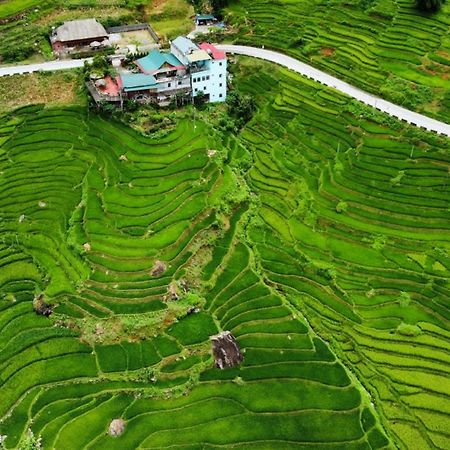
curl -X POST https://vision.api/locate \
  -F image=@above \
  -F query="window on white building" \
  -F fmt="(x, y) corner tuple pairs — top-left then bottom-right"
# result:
(219, 93), (223, 97)
(219, 74), (222, 78)
(206, 76), (210, 80)
(168, 83), (171, 87)
(219, 62), (222, 66)
(219, 83), (222, 87)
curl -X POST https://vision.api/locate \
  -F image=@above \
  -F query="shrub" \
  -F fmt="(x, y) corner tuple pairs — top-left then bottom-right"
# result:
(416, 0), (445, 12)
(226, 91), (256, 130)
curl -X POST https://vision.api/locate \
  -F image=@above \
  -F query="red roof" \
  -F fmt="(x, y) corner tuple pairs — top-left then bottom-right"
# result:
(97, 76), (121, 96)
(199, 43), (226, 60)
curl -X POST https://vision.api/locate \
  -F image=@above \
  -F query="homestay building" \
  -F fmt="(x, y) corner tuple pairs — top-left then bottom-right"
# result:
(171, 37), (227, 103)
(51, 19), (110, 55)
(88, 36), (227, 107)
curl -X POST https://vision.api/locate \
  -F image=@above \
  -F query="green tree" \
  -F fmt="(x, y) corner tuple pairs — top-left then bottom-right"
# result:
(226, 91), (256, 130)
(416, 0), (444, 12)
(194, 91), (207, 107)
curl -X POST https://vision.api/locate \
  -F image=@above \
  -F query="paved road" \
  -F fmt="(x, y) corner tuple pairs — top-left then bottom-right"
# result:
(1, 46), (449, 137)
(217, 44), (450, 138)
(0, 58), (91, 77)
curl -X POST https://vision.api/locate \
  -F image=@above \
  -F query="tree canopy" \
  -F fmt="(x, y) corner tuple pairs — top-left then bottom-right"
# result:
(416, 0), (444, 12)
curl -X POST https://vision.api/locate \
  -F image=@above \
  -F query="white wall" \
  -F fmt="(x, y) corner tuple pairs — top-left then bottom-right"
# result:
(191, 59), (227, 102)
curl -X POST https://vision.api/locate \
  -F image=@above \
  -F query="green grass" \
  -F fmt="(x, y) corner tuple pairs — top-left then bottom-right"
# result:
(0, 0), (43, 19)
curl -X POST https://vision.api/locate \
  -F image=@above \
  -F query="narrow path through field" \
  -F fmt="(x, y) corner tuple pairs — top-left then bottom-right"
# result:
(218, 45), (450, 137)
(1, 45), (450, 137)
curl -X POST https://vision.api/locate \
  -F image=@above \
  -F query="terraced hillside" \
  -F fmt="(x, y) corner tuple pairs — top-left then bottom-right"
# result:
(0, 56), (449, 449)
(236, 59), (450, 449)
(227, 0), (450, 122)
(0, 104), (389, 449)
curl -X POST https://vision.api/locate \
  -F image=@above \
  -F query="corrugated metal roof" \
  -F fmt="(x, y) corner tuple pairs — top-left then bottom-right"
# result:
(196, 14), (216, 20)
(120, 73), (158, 92)
(172, 36), (198, 55)
(55, 19), (107, 43)
(136, 49), (184, 73)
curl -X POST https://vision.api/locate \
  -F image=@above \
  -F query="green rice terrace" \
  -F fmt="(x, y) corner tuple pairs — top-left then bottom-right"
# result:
(0, 57), (449, 449)
(226, 0), (450, 122)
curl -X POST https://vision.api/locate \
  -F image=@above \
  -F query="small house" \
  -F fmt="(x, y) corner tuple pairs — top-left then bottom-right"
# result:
(118, 73), (158, 99)
(51, 19), (110, 55)
(195, 14), (218, 26)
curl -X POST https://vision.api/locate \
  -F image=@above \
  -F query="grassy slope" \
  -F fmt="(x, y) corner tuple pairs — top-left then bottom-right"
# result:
(0, 70), (84, 113)
(0, 0), (43, 19)
(226, 0), (450, 122)
(0, 56), (448, 447)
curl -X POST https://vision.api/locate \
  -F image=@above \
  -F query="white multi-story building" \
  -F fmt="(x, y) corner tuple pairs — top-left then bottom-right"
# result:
(171, 37), (227, 102)
(89, 36), (227, 106)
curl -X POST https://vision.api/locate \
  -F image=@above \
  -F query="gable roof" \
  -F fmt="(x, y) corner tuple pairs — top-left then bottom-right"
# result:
(172, 36), (198, 55)
(199, 43), (226, 60)
(136, 49), (184, 74)
(55, 19), (107, 42)
(119, 73), (158, 92)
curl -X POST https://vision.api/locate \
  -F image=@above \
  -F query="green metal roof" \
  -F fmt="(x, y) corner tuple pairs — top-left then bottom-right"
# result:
(120, 73), (158, 92)
(136, 49), (184, 73)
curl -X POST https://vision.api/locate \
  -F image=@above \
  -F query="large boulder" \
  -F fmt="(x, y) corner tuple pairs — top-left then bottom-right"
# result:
(211, 331), (243, 369)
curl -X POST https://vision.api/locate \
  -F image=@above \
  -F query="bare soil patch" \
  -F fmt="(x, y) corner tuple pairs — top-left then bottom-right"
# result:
(320, 47), (335, 57)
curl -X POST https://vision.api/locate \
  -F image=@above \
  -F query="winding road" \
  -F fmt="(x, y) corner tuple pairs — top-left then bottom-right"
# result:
(216, 45), (450, 138)
(1, 45), (449, 137)
(0, 58), (91, 77)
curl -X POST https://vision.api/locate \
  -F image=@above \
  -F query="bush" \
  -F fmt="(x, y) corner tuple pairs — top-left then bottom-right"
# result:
(416, 0), (445, 12)
(380, 78), (433, 109)
(226, 91), (256, 130)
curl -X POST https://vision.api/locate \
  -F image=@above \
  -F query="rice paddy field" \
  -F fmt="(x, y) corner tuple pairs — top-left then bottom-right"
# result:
(226, 0), (450, 122)
(0, 54), (449, 450)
